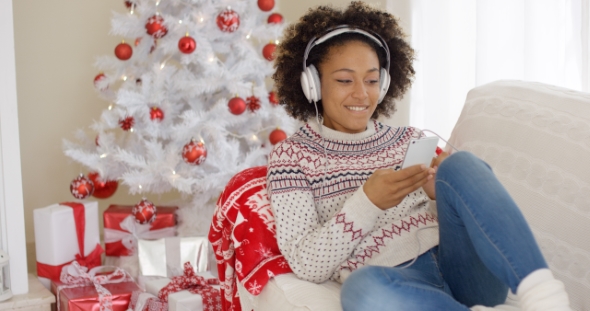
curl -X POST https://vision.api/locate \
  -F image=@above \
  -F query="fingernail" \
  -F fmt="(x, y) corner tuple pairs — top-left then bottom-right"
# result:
(420, 164), (427, 170)
(427, 174), (433, 180)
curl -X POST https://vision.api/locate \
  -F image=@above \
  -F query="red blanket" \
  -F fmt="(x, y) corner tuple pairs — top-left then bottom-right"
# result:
(209, 166), (293, 311)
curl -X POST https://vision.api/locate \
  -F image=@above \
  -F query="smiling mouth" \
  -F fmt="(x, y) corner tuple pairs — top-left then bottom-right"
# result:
(346, 106), (368, 111)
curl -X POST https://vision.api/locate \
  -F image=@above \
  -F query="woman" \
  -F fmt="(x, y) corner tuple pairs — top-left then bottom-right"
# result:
(267, 2), (571, 310)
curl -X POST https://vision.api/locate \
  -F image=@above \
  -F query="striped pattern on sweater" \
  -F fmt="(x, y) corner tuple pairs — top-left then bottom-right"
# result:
(267, 121), (439, 283)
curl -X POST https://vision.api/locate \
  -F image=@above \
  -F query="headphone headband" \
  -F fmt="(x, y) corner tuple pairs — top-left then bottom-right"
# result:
(302, 25), (391, 72)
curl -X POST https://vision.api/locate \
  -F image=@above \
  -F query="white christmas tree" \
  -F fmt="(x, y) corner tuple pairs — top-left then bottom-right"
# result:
(63, 0), (295, 236)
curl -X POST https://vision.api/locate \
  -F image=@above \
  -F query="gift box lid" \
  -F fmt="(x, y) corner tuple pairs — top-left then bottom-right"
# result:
(104, 205), (178, 230)
(34, 202), (100, 265)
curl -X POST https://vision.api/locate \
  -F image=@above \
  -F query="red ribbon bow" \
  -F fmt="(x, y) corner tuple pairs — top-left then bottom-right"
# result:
(37, 202), (103, 281)
(157, 262), (220, 308)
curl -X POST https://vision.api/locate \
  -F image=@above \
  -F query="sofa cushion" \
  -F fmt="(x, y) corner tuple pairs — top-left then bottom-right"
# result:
(447, 80), (590, 311)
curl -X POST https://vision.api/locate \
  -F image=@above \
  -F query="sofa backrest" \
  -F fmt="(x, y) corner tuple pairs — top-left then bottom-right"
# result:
(448, 80), (590, 311)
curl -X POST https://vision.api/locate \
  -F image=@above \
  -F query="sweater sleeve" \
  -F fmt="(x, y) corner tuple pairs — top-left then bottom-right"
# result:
(267, 140), (384, 283)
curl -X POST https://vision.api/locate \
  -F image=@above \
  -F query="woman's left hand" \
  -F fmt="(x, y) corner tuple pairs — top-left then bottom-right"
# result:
(422, 151), (450, 200)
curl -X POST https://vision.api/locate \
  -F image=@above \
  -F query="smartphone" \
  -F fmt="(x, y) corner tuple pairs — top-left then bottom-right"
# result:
(401, 137), (440, 169)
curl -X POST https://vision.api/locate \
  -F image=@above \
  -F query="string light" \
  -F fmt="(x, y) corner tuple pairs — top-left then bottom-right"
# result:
(172, 170), (176, 175)
(178, 20), (183, 24)
(108, 104), (113, 110)
(160, 63), (166, 69)
(122, 75), (128, 81)
(138, 184), (142, 189)
(100, 153), (108, 158)
(130, 128), (135, 132)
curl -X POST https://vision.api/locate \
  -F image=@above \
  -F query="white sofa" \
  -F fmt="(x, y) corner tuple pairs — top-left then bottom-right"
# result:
(238, 80), (590, 311)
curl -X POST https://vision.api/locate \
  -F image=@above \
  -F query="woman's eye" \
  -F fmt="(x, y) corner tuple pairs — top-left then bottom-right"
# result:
(337, 79), (352, 83)
(367, 80), (379, 84)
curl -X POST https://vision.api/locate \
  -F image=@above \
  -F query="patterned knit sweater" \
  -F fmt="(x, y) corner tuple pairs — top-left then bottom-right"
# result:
(267, 120), (439, 284)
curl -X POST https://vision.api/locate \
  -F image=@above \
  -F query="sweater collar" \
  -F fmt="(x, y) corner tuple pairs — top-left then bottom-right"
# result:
(306, 119), (378, 141)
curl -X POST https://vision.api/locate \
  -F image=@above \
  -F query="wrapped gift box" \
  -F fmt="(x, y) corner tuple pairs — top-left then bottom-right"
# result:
(103, 205), (178, 257)
(51, 262), (140, 311)
(138, 237), (209, 277)
(144, 271), (220, 311)
(52, 280), (140, 311)
(34, 201), (103, 289)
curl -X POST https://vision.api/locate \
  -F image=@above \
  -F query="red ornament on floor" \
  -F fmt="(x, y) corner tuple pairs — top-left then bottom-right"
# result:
(70, 174), (94, 199)
(178, 35), (196, 54)
(115, 41), (133, 60)
(216, 8), (240, 33)
(257, 0), (275, 12)
(182, 140), (207, 165)
(145, 15), (168, 38)
(150, 106), (164, 121)
(267, 13), (283, 24)
(132, 198), (157, 224)
(88, 172), (118, 199)
(119, 116), (134, 131)
(262, 43), (276, 61)
(247, 96), (261, 112)
(268, 91), (279, 106)
(269, 128), (287, 145)
(228, 96), (246, 115)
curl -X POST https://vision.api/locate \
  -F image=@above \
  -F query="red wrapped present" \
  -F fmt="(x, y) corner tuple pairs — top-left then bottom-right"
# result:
(51, 261), (141, 311)
(104, 205), (177, 257)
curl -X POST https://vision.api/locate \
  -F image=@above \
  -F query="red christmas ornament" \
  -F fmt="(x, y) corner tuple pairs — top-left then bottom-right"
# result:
(94, 73), (108, 91)
(115, 41), (133, 60)
(268, 91), (279, 106)
(216, 8), (240, 33)
(70, 174), (94, 200)
(247, 96), (261, 112)
(119, 116), (134, 131)
(178, 35), (196, 54)
(269, 128), (287, 145)
(132, 198), (157, 224)
(150, 106), (164, 121)
(88, 172), (118, 199)
(182, 140), (207, 165)
(262, 43), (277, 61)
(228, 96), (247, 115)
(257, 0), (275, 12)
(95, 135), (100, 146)
(267, 13), (283, 24)
(124, 0), (133, 9)
(145, 15), (168, 38)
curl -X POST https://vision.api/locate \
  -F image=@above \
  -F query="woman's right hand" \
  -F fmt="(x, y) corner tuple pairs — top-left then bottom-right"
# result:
(363, 165), (435, 210)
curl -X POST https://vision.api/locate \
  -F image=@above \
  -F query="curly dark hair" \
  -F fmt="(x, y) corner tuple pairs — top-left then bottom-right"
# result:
(272, 1), (415, 122)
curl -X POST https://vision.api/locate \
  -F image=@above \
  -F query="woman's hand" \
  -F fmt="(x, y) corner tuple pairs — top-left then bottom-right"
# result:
(363, 165), (435, 210)
(422, 151), (450, 200)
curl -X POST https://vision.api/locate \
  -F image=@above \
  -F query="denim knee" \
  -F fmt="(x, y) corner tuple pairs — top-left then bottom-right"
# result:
(437, 151), (491, 177)
(341, 266), (385, 310)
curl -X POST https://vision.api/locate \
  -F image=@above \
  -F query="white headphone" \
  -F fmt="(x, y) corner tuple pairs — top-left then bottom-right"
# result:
(300, 25), (391, 104)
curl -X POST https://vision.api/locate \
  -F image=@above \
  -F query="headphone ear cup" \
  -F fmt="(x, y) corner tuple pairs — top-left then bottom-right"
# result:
(300, 70), (312, 103)
(308, 65), (321, 102)
(378, 67), (391, 103)
(300, 65), (321, 103)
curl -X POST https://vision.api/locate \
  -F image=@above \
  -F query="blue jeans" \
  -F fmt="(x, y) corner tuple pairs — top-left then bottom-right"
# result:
(341, 151), (548, 310)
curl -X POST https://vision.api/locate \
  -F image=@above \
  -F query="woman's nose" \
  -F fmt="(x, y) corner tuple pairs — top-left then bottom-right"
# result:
(351, 81), (368, 100)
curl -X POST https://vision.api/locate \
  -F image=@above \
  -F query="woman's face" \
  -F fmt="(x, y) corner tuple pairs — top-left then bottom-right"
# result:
(318, 40), (381, 134)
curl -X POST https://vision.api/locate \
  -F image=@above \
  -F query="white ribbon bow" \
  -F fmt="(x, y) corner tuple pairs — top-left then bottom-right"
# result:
(104, 215), (176, 253)
(57, 261), (134, 311)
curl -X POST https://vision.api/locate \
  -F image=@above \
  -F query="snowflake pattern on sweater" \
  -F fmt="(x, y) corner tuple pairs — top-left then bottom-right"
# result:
(267, 121), (439, 283)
